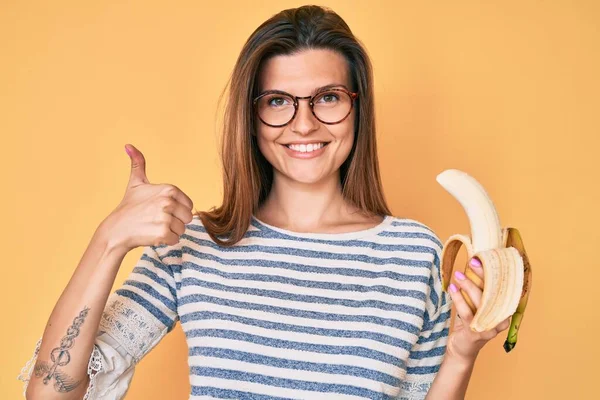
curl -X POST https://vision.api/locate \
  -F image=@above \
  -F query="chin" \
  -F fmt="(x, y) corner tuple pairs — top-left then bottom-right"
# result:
(283, 170), (330, 185)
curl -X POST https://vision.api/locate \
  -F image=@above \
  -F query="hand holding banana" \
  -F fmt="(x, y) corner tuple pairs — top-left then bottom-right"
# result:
(436, 169), (532, 362)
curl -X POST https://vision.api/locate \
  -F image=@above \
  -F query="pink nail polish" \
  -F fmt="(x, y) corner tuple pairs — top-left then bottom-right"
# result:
(449, 283), (458, 293)
(470, 257), (482, 267)
(455, 271), (466, 280)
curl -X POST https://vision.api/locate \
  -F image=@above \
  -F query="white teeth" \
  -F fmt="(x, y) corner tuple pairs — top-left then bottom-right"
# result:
(287, 143), (325, 153)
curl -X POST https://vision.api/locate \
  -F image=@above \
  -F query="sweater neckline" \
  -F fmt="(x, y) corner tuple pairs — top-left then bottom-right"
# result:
(250, 214), (394, 241)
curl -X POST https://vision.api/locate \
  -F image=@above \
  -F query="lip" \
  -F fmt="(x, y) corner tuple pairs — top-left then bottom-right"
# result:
(282, 140), (331, 145)
(281, 142), (329, 159)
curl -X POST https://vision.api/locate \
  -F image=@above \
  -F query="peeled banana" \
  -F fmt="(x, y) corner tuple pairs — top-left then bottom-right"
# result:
(436, 169), (532, 352)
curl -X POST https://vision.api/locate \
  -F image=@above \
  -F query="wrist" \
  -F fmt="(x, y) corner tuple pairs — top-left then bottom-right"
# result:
(443, 350), (477, 371)
(95, 217), (130, 257)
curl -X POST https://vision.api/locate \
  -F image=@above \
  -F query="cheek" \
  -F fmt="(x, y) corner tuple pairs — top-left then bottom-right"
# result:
(333, 116), (356, 163)
(256, 127), (280, 157)
(332, 118), (355, 149)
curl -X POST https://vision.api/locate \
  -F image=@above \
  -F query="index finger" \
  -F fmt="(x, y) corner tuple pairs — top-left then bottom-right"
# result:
(467, 257), (484, 289)
(174, 189), (194, 210)
(163, 184), (194, 210)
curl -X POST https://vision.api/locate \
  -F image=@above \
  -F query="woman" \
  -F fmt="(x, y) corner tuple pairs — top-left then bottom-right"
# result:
(20, 5), (509, 400)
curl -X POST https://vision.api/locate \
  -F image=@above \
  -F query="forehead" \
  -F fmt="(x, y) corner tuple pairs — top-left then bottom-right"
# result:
(258, 48), (350, 94)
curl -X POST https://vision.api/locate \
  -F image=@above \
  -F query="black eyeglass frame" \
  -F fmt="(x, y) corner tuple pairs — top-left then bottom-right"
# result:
(253, 87), (359, 128)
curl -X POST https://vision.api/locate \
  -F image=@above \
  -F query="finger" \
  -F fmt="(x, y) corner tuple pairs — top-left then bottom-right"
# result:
(448, 283), (475, 323)
(154, 215), (184, 246)
(161, 184), (194, 210)
(174, 190), (194, 211)
(495, 317), (510, 333)
(168, 214), (186, 236)
(126, 144), (150, 187)
(468, 256), (484, 282)
(454, 270), (483, 309)
(156, 229), (180, 247)
(163, 199), (194, 225)
(477, 317), (510, 341)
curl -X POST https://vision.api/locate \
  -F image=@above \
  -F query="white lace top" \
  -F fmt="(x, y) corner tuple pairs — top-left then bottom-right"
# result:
(19, 215), (452, 399)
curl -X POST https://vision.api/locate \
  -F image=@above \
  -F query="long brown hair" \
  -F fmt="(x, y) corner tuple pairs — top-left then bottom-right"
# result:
(196, 5), (391, 246)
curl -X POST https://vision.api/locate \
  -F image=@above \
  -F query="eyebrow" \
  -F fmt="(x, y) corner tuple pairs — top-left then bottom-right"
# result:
(314, 83), (349, 93)
(259, 83), (349, 96)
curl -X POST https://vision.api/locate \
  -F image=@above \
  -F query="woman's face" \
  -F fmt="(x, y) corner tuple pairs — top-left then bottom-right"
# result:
(256, 48), (355, 185)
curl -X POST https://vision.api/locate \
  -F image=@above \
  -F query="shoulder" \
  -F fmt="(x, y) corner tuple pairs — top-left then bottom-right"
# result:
(382, 215), (443, 250)
(375, 215), (444, 273)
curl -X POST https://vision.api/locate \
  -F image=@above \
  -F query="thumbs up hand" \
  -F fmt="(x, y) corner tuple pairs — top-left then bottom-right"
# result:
(100, 144), (195, 254)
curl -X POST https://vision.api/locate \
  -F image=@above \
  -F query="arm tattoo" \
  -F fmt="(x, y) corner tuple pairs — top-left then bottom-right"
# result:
(34, 306), (90, 393)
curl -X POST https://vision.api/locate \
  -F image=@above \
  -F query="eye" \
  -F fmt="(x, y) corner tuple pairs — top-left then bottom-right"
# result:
(316, 92), (340, 104)
(267, 96), (292, 107)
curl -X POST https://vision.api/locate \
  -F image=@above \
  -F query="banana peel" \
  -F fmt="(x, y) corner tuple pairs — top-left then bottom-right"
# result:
(436, 169), (533, 352)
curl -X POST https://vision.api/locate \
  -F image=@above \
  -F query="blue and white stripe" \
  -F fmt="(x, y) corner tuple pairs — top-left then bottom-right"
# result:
(114, 214), (452, 399)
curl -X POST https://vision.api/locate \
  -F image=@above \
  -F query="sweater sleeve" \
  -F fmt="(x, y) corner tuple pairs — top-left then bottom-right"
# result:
(397, 232), (453, 400)
(19, 244), (181, 399)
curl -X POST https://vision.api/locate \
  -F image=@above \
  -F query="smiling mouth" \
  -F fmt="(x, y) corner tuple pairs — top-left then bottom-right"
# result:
(283, 142), (330, 153)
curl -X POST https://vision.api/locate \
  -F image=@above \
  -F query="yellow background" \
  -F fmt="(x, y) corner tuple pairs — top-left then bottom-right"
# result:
(2, 1), (598, 399)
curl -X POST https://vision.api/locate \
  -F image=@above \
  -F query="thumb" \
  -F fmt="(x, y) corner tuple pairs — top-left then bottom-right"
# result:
(125, 144), (149, 187)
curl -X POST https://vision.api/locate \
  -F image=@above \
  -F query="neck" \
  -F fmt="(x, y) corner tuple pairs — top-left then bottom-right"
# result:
(257, 171), (352, 232)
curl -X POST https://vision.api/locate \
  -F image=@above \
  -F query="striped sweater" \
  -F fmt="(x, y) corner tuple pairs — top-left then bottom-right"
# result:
(23, 214), (453, 399)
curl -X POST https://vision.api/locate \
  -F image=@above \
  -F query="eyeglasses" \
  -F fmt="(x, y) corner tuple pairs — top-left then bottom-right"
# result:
(253, 87), (358, 127)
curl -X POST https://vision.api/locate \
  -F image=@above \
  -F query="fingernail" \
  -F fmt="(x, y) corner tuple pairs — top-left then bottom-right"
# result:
(470, 257), (482, 268)
(125, 145), (132, 156)
(449, 283), (458, 293)
(455, 271), (466, 280)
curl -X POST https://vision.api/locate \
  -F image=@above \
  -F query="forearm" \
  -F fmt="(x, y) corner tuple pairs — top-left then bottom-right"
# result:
(26, 222), (128, 400)
(425, 353), (476, 400)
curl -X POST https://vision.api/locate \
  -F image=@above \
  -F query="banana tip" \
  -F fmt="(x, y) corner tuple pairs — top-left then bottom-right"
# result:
(503, 340), (516, 353)
(436, 169), (466, 185)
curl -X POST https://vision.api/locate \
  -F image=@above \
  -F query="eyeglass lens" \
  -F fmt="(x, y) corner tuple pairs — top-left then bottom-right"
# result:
(256, 90), (352, 126)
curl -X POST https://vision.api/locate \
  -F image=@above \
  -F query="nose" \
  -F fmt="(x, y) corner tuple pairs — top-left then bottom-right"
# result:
(290, 98), (319, 135)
